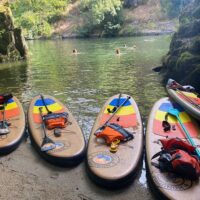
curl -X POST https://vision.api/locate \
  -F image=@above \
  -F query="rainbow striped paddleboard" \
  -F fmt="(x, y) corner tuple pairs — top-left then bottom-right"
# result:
(27, 95), (86, 166)
(0, 96), (25, 154)
(167, 86), (200, 121)
(86, 94), (143, 188)
(146, 98), (200, 200)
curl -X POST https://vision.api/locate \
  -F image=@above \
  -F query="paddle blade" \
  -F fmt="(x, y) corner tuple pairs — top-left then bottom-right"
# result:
(41, 136), (56, 152)
(41, 143), (56, 152)
(0, 128), (9, 135)
(168, 108), (180, 118)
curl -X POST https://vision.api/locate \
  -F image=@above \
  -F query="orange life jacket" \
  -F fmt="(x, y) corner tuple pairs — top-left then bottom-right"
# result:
(152, 138), (200, 180)
(95, 123), (133, 144)
(42, 112), (68, 130)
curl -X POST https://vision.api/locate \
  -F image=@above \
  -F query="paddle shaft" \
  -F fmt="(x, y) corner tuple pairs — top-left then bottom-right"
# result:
(103, 96), (131, 126)
(176, 115), (200, 158)
(40, 95), (52, 114)
(1, 104), (7, 128)
(39, 107), (49, 139)
(116, 93), (122, 107)
(38, 107), (56, 151)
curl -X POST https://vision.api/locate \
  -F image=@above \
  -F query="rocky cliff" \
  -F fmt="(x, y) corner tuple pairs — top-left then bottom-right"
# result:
(162, 0), (200, 92)
(0, 4), (27, 63)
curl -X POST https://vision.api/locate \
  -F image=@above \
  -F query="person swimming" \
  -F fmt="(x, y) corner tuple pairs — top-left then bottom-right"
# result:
(116, 48), (120, 55)
(73, 49), (78, 54)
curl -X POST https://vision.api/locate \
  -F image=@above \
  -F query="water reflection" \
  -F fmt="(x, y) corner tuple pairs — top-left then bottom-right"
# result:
(0, 61), (28, 97)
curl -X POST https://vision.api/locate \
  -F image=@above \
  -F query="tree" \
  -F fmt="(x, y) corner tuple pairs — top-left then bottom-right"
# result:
(81, 0), (123, 36)
(10, 0), (69, 38)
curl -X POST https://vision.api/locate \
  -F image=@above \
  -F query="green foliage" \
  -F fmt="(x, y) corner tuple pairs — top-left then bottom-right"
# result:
(81, 0), (123, 36)
(160, 0), (191, 18)
(123, 0), (148, 8)
(10, 0), (69, 38)
(118, 24), (139, 36)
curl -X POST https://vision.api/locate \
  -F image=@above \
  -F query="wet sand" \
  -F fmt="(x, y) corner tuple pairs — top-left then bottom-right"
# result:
(0, 138), (156, 200)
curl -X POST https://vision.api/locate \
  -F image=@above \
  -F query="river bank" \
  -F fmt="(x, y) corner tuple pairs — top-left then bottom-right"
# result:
(25, 30), (174, 41)
(52, 0), (177, 40)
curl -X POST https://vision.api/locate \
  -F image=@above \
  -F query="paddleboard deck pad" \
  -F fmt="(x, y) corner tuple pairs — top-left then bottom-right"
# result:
(146, 97), (200, 200)
(0, 96), (25, 154)
(27, 95), (86, 166)
(86, 94), (143, 188)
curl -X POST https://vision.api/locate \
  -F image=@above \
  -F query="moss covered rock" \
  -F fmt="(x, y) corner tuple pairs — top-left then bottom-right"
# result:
(162, 0), (200, 93)
(0, 4), (27, 63)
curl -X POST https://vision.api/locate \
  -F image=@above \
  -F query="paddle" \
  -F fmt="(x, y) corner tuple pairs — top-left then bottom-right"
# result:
(39, 107), (56, 152)
(0, 103), (10, 135)
(107, 93), (122, 113)
(96, 96), (131, 133)
(168, 108), (200, 159)
(40, 94), (52, 114)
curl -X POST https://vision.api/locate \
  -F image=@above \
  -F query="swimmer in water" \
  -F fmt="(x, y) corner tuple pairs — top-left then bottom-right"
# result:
(73, 49), (78, 54)
(116, 48), (120, 55)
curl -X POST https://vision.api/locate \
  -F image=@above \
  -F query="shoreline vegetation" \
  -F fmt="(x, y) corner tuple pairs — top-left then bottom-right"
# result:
(25, 30), (175, 40)
(10, 0), (180, 40)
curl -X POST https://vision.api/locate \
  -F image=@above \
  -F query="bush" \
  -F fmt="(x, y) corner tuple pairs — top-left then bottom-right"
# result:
(80, 0), (123, 36)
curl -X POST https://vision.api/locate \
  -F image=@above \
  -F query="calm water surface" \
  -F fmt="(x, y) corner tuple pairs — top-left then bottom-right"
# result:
(0, 35), (171, 195)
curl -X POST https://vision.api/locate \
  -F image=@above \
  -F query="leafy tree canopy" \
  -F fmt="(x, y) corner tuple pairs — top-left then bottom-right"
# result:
(81, 0), (123, 36)
(10, 0), (69, 38)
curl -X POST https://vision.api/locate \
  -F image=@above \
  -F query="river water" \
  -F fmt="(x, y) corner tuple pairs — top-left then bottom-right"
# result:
(0, 35), (171, 199)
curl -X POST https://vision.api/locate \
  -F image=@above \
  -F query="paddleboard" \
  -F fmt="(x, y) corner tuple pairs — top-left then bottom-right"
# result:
(86, 94), (143, 188)
(166, 84), (200, 120)
(146, 97), (200, 200)
(27, 95), (86, 166)
(0, 96), (25, 154)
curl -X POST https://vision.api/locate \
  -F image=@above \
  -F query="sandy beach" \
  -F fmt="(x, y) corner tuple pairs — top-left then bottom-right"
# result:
(0, 137), (155, 200)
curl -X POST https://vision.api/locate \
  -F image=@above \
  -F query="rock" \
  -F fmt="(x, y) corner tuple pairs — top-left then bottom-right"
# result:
(0, 4), (27, 63)
(162, 0), (200, 93)
(14, 28), (28, 57)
